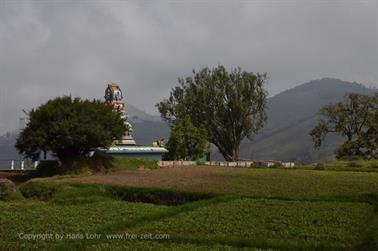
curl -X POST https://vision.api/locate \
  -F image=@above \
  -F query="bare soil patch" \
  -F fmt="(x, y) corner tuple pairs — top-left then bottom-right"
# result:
(50, 166), (247, 191)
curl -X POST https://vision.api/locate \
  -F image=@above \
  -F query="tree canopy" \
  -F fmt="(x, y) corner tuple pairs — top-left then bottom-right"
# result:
(16, 96), (126, 166)
(164, 116), (210, 161)
(157, 65), (268, 161)
(310, 93), (377, 159)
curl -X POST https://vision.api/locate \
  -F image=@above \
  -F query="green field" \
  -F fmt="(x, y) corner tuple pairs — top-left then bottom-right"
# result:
(0, 165), (378, 250)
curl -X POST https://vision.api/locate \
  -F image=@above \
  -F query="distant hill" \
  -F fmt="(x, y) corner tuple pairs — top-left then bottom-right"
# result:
(125, 103), (170, 145)
(126, 103), (162, 123)
(239, 78), (376, 163)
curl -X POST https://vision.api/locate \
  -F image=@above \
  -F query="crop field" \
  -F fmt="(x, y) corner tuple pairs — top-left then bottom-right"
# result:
(0, 165), (377, 250)
(48, 166), (378, 198)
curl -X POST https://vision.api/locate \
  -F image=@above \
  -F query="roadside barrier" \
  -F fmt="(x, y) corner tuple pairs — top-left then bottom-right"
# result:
(0, 159), (39, 170)
(157, 160), (295, 168)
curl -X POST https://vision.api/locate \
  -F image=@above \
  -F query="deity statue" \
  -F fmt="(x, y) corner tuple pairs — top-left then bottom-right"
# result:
(104, 82), (136, 145)
(105, 83), (123, 103)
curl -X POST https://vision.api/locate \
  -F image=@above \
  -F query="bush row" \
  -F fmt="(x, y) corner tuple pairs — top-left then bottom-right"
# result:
(18, 181), (215, 206)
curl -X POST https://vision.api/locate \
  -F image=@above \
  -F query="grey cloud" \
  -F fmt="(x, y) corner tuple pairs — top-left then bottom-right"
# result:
(0, 0), (377, 133)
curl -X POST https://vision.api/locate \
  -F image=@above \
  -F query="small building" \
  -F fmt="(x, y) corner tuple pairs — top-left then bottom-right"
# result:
(97, 146), (168, 161)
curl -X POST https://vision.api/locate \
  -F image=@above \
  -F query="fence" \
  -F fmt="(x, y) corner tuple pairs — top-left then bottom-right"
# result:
(0, 159), (39, 170)
(1, 159), (295, 170)
(157, 160), (295, 168)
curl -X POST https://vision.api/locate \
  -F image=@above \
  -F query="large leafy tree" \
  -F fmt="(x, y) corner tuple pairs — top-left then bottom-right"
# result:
(310, 93), (377, 159)
(16, 96), (126, 166)
(353, 102), (378, 158)
(157, 65), (268, 161)
(165, 116), (210, 161)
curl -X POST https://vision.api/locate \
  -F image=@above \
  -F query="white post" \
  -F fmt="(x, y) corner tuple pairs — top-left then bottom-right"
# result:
(34, 161), (39, 169)
(11, 160), (14, 170)
(21, 161), (25, 170)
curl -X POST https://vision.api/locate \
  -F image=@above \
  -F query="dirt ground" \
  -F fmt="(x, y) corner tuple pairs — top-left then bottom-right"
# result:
(50, 166), (248, 190)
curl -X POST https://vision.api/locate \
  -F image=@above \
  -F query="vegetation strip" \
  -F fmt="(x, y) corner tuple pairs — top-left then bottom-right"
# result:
(1, 167), (377, 251)
(156, 235), (348, 251)
(32, 182), (374, 251)
(51, 196), (238, 250)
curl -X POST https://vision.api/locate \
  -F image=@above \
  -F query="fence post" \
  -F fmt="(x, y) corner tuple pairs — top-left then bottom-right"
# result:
(34, 161), (39, 169)
(11, 160), (14, 170)
(21, 161), (25, 170)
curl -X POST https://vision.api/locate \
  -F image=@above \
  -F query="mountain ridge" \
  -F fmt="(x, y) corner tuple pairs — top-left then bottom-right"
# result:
(238, 78), (376, 163)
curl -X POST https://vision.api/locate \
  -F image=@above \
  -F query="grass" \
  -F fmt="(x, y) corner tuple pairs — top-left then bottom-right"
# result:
(131, 198), (374, 250)
(0, 200), (168, 250)
(0, 163), (378, 250)
(204, 169), (378, 199)
(302, 159), (378, 172)
(85, 241), (272, 251)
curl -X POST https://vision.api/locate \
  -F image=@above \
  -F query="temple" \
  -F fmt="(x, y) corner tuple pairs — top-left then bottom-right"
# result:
(97, 82), (168, 160)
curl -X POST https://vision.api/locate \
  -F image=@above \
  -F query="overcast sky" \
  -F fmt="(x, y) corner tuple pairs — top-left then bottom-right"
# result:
(0, 0), (377, 134)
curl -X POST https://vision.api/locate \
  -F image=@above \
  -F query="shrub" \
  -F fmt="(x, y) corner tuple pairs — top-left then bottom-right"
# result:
(196, 159), (206, 166)
(111, 157), (158, 171)
(20, 181), (58, 201)
(38, 159), (89, 176)
(0, 179), (17, 201)
(348, 161), (362, 168)
(249, 163), (265, 168)
(89, 154), (115, 172)
(36, 160), (60, 177)
(37, 156), (114, 176)
(36, 155), (158, 176)
(59, 158), (91, 175)
(107, 186), (215, 205)
(338, 154), (362, 161)
(270, 163), (284, 168)
(313, 163), (325, 170)
(164, 116), (210, 161)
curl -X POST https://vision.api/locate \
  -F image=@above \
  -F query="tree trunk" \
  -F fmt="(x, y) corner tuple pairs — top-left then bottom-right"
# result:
(217, 145), (233, 161)
(232, 147), (239, 161)
(216, 142), (241, 162)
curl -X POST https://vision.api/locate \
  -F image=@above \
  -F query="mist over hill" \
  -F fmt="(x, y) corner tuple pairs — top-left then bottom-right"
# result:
(0, 78), (375, 163)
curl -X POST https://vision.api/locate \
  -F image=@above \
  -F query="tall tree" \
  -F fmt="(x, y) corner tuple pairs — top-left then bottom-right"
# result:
(310, 93), (377, 159)
(357, 101), (378, 158)
(157, 65), (268, 161)
(16, 96), (126, 167)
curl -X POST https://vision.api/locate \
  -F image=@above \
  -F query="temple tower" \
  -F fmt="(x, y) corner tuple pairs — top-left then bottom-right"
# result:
(104, 82), (136, 145)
